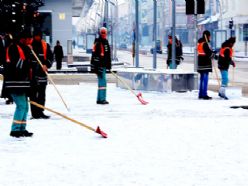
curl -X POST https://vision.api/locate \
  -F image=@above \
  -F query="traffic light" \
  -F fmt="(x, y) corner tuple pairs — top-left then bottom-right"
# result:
(185, 0), (205, 15)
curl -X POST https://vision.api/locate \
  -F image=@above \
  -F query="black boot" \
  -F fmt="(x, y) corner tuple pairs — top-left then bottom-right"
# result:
(97, 100), (109, 104)
(6, 99), (13, 105)
(31, 114), (41, 119)
(10, 131), (23, 138)
(40, 113), (50, 119)
(22, 130), (33, 137)
(202, 95), (212, 100)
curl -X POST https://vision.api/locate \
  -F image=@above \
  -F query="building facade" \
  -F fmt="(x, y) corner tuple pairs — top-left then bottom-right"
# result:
(40, 0), (73, 54)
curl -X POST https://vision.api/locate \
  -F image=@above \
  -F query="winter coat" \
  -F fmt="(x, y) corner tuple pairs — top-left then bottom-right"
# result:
(167, 39), (183, 65)
(90, 37), (112, 73)
(0, 37), (5, 66)
(31, 40), (53, 85)
(197, 37), (214, 73)
(53, 45), (64, 61)
(4, 43), (31, 95)
(218, 42), (234, 70)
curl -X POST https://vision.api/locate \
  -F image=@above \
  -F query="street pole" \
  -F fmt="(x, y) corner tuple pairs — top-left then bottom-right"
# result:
(104, 0), (109, 28)
(153, 0), (157, 69)
(114, 0), (118, 61)
(135, 0), (139, 67)
(194, 0), (198, 72)
(110, 5), (114, 60)
(218, 0), (223, 30)
(171, 0), (176, 69)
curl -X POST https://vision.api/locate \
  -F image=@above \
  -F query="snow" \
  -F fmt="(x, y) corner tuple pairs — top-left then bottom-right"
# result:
(1, 82), (248, 186)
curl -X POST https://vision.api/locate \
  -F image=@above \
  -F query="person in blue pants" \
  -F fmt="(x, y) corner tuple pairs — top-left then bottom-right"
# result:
(91, 27), (112, 104)
(5, 31), (33, 137)
(218, 37), (236, 100)
(197, 30), (216, 100)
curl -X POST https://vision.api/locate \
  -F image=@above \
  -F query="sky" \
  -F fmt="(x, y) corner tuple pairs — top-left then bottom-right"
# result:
(1, 81), (248, 186)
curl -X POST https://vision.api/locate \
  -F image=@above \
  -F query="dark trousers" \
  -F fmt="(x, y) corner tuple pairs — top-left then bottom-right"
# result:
(56, 59), (62, 70)
(199, 72), (209, 97)
(30, 83), (47, 117)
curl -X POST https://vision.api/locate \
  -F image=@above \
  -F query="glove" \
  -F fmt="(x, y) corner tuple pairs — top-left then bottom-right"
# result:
(180, 56), (184, 61)
(214, 54), (219, 60)
(232, 61), (236, 68)
(106, 68), (111, 73)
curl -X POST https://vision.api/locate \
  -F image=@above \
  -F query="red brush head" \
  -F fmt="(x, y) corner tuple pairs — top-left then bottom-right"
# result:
(96, 126), (108, 138)
(136, 93), (149, 105)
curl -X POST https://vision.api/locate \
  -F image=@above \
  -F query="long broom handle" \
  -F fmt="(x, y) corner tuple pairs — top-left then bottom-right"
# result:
(29, 101), (95, 132)
(231, 66), (235, 86)
(110, 70), (137, 96)
(212, 59), (221, 87)
(204, 35), (221, 87)
(30, 48), (70, 111)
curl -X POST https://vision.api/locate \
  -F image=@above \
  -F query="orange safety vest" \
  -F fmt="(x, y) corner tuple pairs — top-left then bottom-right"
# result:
(41, 40), (47, 60)
(219, 47), (233, 58)
(6, 44), (26, 63)
(197, 42), (206, 56)
(92, 42), (104, 57)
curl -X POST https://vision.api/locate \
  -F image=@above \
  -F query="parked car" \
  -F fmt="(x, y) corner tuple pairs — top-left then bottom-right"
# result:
(150, 40), (162, 54)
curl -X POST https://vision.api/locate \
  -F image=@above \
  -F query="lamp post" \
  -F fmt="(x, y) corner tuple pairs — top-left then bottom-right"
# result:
(109, 0), (118, 61)
(193, 0), (198, 72)
(103, 0), (109, 28)
(153, 0), (157, 69)
(135, 0), (139, 67)
(171, 0), (176, 69)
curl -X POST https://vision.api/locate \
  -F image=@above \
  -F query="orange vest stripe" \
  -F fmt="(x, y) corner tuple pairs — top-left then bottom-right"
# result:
(197, 42), (206, 56)
(41, 40), (47, 60)
(6, 45), (26, 63)
(219, 47), (233, 58)
(6, 47), (10, 63)
(16, 45), (26, 60)
(100, 43), (104, 57)
(92, 42), (104, 57)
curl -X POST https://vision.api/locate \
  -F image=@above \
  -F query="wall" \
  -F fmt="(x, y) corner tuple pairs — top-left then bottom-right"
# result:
(40, 0), (72, 54)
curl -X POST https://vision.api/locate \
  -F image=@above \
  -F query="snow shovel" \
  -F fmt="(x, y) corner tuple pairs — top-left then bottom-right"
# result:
(29, 47), (70, 111)
(225, 67), (242, 99)
(110, 70), (148, 105)
(29, 101), (107, 138)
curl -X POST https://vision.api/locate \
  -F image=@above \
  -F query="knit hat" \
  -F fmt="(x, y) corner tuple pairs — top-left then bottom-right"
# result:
(202, 30), (211, 37)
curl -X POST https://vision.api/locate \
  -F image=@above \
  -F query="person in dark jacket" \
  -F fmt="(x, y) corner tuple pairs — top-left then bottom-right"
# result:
(197, 30), (216, 100)
(218, 37), (236, 99)
(1, 34), (14, 104)
(5, 32), (33, 137)
(0, 34), (5, 67)
(167, 35), (183, 69)
(91, 27), (112, 104)
(30, 30), (53, 119)
(53, 40), (64, 70)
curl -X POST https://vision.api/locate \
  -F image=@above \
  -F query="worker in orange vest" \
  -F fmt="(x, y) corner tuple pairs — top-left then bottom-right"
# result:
(218, 37), (236, 99)
(5, 31), (33, 137)
(90, 27), (112, 104)
(197, 30), (216, 100)
(30, 30), (53, 118)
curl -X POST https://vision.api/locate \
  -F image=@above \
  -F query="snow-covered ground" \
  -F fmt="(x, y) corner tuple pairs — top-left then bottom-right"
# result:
(1, 82), (248, 186)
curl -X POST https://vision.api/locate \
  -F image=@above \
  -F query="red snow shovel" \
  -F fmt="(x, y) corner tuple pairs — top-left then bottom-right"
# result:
(110, 71), (148, 105)
(29, 101), (107, 138)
